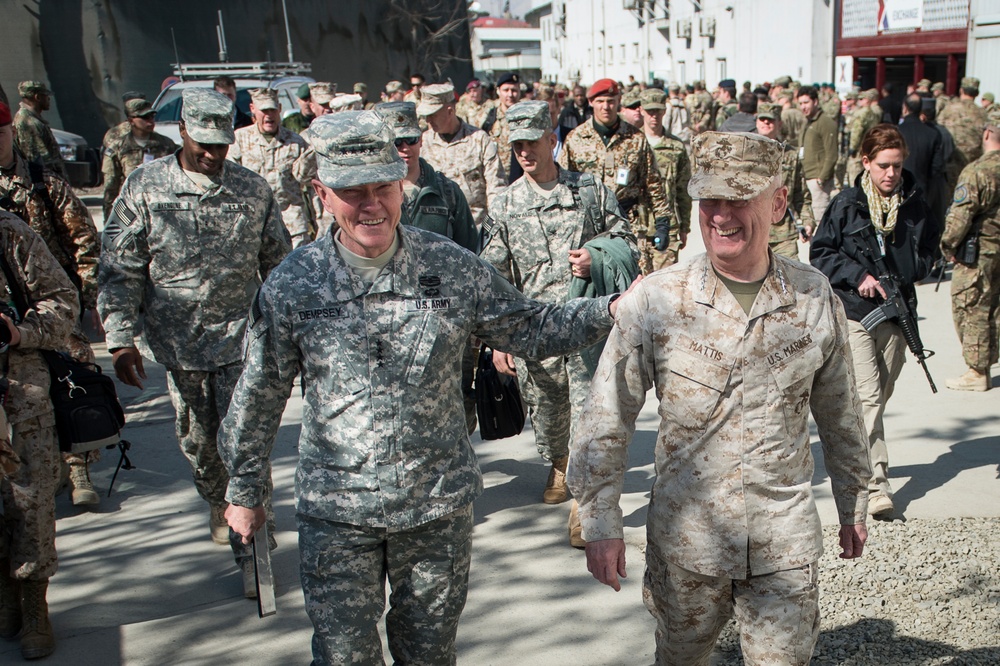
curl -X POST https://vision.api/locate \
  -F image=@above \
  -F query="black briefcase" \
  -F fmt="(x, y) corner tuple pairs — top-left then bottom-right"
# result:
(474, 348), (526, 440)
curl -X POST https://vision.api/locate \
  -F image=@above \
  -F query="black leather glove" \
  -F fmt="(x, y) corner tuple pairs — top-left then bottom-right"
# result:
(652, 218), (670, 252)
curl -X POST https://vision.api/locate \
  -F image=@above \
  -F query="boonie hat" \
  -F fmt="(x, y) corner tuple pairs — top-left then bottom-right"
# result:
(309, 83), (336, 105)
(688, 131), (783, 201)
(125, 98), (155, 118)
(181, 88), (235, 144)
(639, 88), (667, 110)
(18, 81), (51, 98)
(756, 103), (780, 121)
(587, 78), (619, 100)
(506, 100), (551, 142)
(249, 88), (280, 111)
(310, 111), (406, 189)
(375, 101), (422, 140)
(416, 83), (455, 117)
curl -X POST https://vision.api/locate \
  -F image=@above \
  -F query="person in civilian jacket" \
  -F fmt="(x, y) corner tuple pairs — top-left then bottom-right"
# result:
(810, 124), (939, 522)
(897, 94), (944, 214)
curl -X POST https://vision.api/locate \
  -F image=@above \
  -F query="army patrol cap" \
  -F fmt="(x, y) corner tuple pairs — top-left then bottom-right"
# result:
(249, 88), (280, 111)
(18, 80), (51, 98)
(122, 91), (146, 104)
(639, 88), (667, 110)
(773, 75), (792, 88)
(125, 98), (155, 118)
(506, 100), (551, 142)
(986, 105), (1000, 130)
(845, 91), (859, 101)
(931, 82), (945, 92)
(309, 83), (336, 105)
(354, 82), (367, 94)
(917, 78), (931, 89)
(667, 82), (681, 93)
(756, 103), (780, 121)
(983, 92), (996, 103)
(863, 89), (880, 102)
(689, 131), (783, 201)
(962, 77), (980, 90)
(181, 88), (235, 144)
(416, 83), (455, 116)
(310, 111), (406, 189)
(621, 88), (642, 109)
(385, 81), (405, 95)
(375, 101), (421, 139)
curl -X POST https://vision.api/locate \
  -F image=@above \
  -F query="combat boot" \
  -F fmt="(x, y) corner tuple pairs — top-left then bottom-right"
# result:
(19, 579), (54, 660)
(945, 368), (990, 392)
(210, 504), (230, 545)
(542, 456), (569, 504)
(69, 463), (99, 506)
(0, 562), (20, 640)
(568, 500), (586, 549)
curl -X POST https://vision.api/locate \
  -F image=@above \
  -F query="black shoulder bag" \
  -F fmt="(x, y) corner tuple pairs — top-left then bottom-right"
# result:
(474, 347), (526, 440)
(0, 252), (132, 485)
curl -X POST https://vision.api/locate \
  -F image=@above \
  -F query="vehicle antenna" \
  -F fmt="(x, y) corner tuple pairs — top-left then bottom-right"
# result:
(171, 28), (183, 81)
(282, 0), (295, 62)
(217, 10), (229, 63)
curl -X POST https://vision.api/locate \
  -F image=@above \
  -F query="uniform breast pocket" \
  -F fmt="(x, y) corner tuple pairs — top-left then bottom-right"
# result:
(663, 348), (733, 430)
(771, 345), (825, 422)
(462, 167), (484, 187)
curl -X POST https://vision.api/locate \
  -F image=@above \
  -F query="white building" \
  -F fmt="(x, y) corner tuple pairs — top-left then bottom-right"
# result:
(537, 0), (834, 87)
(470, 17), (542, 82)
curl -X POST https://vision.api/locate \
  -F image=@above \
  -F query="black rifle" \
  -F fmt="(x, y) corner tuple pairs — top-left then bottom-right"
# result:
(856, 226), (937, 393)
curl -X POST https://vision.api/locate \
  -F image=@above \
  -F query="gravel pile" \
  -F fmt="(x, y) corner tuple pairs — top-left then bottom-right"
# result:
(711, 518), (1000, 665)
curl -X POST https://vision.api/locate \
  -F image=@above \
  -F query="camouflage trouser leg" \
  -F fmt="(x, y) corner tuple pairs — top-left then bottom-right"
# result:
(0, 416), (60, 580)
(847, 320), (906, 498)
(769, 238), (800, 261)
(513, 353), (592, 462)
(63, 321), (100, 464)
(165, 365), (272, 562)
(298, 504), (473, 666)
(951, 254), (1000, 371)
(643, 542), (819, 666)
(636, 234), (675, 275)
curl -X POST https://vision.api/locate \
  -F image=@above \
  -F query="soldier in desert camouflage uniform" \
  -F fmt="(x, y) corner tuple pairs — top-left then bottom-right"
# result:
(940, 106), (1000, 392)
(11, 81), (64, 178)
(559, 78), (673, 275)
(229, 88), (316, 247)
(456, 79), (495, 130)
(1, 102), (104, 505)
(217, 110), (629, 666)
(418, 83), (506, 227)
(932, 81), (951, 117)
(98, 89), (291, 596)
(102, 98), (177, 220)
(687, 80), (714, 135)
(569, 131), (871, 666)
(939, 76), (989, 167)
(481, 101), (637, 546)
(639, 88), (691, 268)
(756, 103), (815, 259)
(486, 72), (522, 181)
(0, 211), (80, 660)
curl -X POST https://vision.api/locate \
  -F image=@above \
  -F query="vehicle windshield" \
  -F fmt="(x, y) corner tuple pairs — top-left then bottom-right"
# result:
(154, 88), (253, 122)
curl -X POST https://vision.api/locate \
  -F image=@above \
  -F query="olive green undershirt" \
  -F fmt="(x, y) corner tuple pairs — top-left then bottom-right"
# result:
(716, 271), (764, 315)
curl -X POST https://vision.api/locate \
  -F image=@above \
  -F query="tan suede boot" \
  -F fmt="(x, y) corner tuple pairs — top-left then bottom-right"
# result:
(210, 504), (230, 545)
(568, 500), (586, 549)
(945, 367), (990, 392)
(69, 463), (100, 506)
(0, 562), (20, 640)
(19, 579), (54, 659)
(542, 456), (570, 504)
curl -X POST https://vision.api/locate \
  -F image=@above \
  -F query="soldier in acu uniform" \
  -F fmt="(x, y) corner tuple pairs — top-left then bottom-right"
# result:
(0, 211), (80, 660)
(102, 97), (177, 220)
(940, 106), (1000, 392)
(569, 131), (871, 666)
(756, 103), (815, 259)
(639, 88), (691, 268)
(98, 89), (291, 596)
(229, 88), (316, 248)
(12, 82), (64, 178)
(217, 110), (629, 666)
(0, 102), (104, 506)
(559, 78), (673, 275)
(481, 101), (637, 547)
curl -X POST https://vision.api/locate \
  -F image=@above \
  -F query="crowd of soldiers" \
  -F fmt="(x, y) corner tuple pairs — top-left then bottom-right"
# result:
(0, 63), (997, 663)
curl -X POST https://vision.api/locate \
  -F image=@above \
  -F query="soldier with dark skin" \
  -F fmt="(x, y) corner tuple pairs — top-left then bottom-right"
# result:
(12, 82), (64, 178)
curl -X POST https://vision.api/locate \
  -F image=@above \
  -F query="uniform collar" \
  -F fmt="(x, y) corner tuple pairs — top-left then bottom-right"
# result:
(692, 252), (796, 322)
(322, 224), (425, 301)
(167, 152), (235, 198)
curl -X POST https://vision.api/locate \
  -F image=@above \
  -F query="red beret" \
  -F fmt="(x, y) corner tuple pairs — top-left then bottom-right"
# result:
(587, 78), (619, 100)
(0, 102), (10, 126)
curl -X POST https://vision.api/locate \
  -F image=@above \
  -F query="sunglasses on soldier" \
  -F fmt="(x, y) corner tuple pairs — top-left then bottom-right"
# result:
(394, 137), (420, 147)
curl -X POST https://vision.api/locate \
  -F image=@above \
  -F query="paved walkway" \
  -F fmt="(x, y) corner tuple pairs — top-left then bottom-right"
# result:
(3, 202), (995, 664)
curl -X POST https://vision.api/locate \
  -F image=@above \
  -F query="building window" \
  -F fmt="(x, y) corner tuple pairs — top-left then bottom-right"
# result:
(678, 60), (686, 84)
(633, 42), (640, 62)
(620, 44), (626, 64)
(718, 58), (727, 81)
